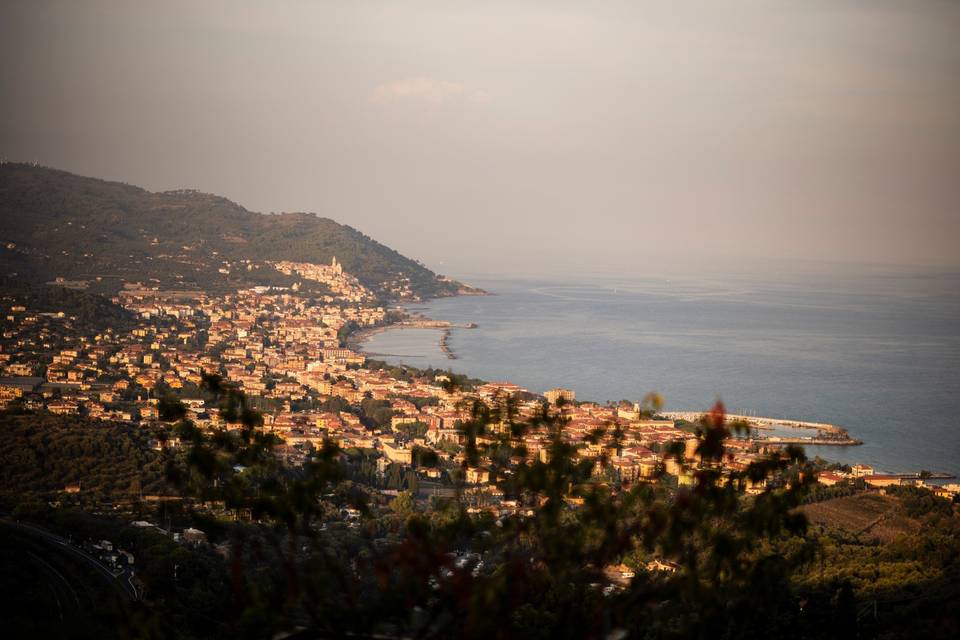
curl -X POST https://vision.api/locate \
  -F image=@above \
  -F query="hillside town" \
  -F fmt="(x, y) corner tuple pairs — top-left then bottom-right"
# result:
(4, 257), (955, 510)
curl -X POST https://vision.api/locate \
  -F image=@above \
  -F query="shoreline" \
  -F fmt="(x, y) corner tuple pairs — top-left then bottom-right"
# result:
(349, 291), (956, 478)
(348, 312), (475, 360)
(356, 324), (865, 448)
(354, 321), (867, 446)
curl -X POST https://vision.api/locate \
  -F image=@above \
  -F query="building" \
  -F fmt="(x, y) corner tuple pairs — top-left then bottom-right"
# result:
(851, 464), (875, 477)
(382, 441), (413, 464)
(0, 376), (43, 394)
(182, 528), (207, 545)
(465, 467), (490, 484)
(864, 474), (902, 488)
(544, 388), (575, 406)
(646, 559), (680, 573)
(817, 471), (845, 486)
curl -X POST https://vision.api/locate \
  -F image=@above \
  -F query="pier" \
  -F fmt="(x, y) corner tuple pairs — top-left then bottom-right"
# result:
(661, 411), (862, 446)
(395, 319), (477, 330)
(756, 436), (863, 446)
(889, 472), (956, 481)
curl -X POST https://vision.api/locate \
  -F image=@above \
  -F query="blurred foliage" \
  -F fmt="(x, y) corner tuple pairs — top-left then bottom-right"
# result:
(160, 388), (937, 639)
(4, 383), (957, 638)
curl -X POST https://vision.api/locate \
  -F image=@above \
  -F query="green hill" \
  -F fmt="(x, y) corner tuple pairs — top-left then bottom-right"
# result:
(0, 412), (165, 499)
(0, 163), (469, 299)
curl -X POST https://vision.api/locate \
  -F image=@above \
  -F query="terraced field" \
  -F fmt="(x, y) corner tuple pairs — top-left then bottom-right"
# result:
(801, 493), (921, 542)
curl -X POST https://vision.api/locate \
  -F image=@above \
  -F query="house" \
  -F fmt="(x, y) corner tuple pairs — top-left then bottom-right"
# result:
(604, 563), (636, 586)
(646, 559), (681, 573)
(48, 400), (80, 415)
(465, 467), (490, 484)
(139, 404), (159, 420)
(382, 441), (413, 464)
(864, 474), (902, 488)
(933, 484), (959, 499)
(817, 471), (845, 486)
(182, 528), (207, 545)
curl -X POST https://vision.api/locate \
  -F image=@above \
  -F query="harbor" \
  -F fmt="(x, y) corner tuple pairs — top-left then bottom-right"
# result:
(661, 411), (863, 446)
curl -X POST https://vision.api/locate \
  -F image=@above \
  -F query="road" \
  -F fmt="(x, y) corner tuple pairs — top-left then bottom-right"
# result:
(0, 518), (139, 602)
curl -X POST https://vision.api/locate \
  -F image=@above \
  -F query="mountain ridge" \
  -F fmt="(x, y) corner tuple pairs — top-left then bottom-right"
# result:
(0, 163), (475, 300)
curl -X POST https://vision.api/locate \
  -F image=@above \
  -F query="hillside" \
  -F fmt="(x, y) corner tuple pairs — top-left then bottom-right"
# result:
(0, 412), (166, 499)
(801, 492), (921, 542)
(0, 163), (471, 299)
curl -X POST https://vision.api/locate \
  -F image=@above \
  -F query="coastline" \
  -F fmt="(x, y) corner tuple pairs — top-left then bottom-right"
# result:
(346, 324), (392, 351)
(355, 319), (960, 478)
(356, 319), (865, 446)
(348, 311), (475, 360)
(352, 279), (960, 478)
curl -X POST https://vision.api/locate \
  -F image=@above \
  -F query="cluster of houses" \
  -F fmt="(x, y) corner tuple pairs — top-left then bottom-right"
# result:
(4, 258), (953, 524)
(817, 463), (959, 498)
(273, 257), (373, 302)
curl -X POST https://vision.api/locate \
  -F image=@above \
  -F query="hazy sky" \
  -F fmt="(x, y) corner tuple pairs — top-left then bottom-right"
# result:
(2, 0), (958, 277)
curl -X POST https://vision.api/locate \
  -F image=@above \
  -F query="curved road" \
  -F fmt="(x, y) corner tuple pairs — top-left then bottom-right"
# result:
(0, 518), (139, 602)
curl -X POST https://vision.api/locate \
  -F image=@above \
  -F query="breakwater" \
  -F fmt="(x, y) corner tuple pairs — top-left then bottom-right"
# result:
(661, 411), (862, 446)
(439, 329), (454, 359)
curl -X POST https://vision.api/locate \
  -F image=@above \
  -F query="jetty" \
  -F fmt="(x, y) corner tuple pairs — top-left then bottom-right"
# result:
(755, 436), (863, 446)
(439, 328), (455, 359)
(889, 472), (956, 481)
(661, 411), (862, 446)
(395, 319), (477, 330)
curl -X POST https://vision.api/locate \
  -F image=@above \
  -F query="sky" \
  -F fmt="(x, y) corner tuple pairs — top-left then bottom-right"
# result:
(1, 0), (959, 278)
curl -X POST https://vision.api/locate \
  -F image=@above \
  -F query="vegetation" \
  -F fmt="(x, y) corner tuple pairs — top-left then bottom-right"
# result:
(365, 358), (486, 390)
(1, 509), (233, 640)
(1, 387), (957, 638)
(0, 163), (465, 298)
(157, 386), (871, 639)
(0, 412), (166, 502)
(0, 277), (134, 329)
(358, 397), (395, 429)
(791, 489), (960, 638)
(396, 420), (430, 439)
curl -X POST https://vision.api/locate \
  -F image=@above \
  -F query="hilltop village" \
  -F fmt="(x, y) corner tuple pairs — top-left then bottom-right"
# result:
(2, 258), (957, 512)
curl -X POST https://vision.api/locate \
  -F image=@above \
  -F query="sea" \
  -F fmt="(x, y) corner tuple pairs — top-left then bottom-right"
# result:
(362, 269), (960, 477)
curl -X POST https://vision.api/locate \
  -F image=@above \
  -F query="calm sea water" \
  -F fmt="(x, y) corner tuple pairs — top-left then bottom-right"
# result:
(364, 271), (960, 476)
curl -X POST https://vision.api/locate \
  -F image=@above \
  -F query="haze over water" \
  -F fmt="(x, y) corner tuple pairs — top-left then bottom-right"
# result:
(365, 269), (960, 477)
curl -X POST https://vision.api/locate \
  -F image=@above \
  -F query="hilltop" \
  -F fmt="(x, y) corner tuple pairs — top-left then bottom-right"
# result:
(0, 163), (476, 299)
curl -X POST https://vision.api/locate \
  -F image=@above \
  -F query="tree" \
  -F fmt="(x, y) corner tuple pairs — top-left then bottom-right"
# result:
(392, 491), (415, 517)
(160, 390), (832, 638)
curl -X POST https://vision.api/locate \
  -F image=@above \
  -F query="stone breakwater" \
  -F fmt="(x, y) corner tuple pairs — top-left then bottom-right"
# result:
(661, 411), (863, 446)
